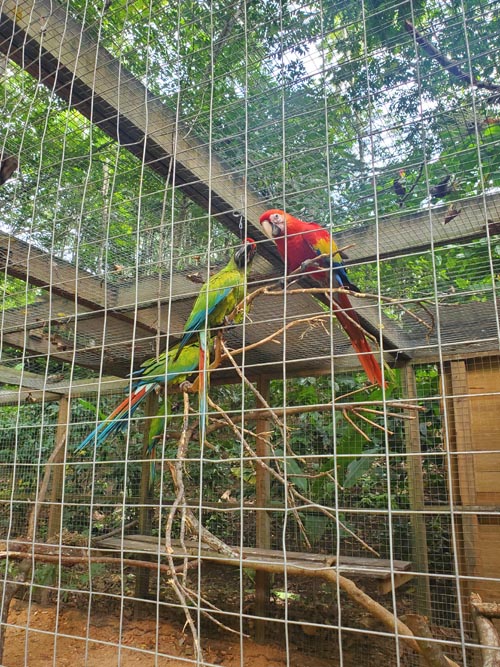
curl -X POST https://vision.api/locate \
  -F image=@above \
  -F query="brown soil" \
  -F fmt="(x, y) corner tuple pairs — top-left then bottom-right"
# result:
(3, 600), (334, 667)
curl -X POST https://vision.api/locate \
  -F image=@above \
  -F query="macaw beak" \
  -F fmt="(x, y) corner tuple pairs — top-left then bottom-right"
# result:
(234, 245), (246, 264)
(260, 218), (283, 239)
(271, 220), (283, 237)
(234, 242), (255, 267)
(260, 219), (273, 240)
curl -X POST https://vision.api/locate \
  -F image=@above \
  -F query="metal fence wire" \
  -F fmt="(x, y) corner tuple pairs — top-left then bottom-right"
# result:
(0, 0), (500, 665)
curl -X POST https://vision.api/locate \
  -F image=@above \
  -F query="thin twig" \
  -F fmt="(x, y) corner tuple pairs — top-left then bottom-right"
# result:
(182, 584), (250, 637)
(352, 409), (394, 435)
(343, 408), (372, 442)
(164, 391), (201, 661)
(404, 19), (500, 97)
(208, 397), (376, 555)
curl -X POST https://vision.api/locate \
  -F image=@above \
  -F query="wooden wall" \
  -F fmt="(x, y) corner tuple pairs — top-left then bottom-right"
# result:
(445, 356), (500, 608)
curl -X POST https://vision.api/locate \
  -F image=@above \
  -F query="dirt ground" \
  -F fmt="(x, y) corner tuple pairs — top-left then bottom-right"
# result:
(3, 599), (334, 667)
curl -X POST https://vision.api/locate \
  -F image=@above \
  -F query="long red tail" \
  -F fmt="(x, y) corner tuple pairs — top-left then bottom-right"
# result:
(331, 292), (385, 387)
(75, 384), (152, 452)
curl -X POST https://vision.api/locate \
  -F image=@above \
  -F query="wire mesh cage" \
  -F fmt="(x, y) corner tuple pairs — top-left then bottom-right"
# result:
(0, 0), (500, 665)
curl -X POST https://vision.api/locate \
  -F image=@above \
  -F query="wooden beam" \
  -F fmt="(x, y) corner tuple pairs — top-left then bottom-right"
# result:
(3, 0), (495, 270)
(0, 364), (63, 393)
(0, 388), (62, 405)
(134, 392), (158, 618)
(0, 374), (130, 406)
(0, 231), (186, 336)
(336, 192), (500, 264)
(0, 0), (277, 264)
(445, 360), (480, 624)
(0, 231), (108, 311)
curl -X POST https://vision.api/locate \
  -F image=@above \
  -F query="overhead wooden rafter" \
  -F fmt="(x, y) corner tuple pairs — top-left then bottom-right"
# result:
(1, 0), (499, 381)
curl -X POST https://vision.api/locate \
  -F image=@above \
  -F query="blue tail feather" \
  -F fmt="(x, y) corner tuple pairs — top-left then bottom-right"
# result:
(75, 383), (156, 453)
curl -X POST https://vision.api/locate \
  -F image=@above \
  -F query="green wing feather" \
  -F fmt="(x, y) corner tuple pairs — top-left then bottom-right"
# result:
(177, 257), (245, 354)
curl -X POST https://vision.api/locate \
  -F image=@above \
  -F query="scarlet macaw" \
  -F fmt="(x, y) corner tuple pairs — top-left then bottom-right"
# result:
(259, 209), (384, 387)
(176, 237), (257, 422)
(75, 339), (206, 453)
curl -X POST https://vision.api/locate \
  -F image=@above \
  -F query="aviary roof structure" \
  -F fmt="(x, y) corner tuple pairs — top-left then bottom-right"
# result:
(1, 0), (500, 395)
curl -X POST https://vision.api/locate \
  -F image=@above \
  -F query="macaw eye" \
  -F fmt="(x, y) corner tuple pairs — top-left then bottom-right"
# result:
(270, 213), (283, 223)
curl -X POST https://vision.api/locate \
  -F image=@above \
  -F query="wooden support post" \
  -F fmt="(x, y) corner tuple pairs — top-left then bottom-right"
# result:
(445, 361), (479, 628)
(254, 376), (271, 643)
(43, 396), (69, 605)
(403, 365), (432, 618)
(134, 392), (158, 618)
(46, 396), (70, 542)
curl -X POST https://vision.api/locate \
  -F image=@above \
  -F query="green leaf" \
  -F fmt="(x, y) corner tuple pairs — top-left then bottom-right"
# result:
(302, 514), (329, 543)
(343, 447), (379, 488)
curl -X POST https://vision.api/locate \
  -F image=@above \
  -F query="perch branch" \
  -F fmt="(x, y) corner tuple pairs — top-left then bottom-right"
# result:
(404, 19), (500, 98)
(182, 583), (250, 637)
(206, 556), (459, 667)
(471, 592), (500, 667)
(470, 601), (500, 619)
(342, 408), (372, 441)
(207, 396), (376, 555)
(206, 376), (312, 549)
(0, 551), (199, 576)
(403, 614), (450, 667)
(221, 340), (296, 457)
(164, 390), (202, 661)
(164, 392), (245, 647)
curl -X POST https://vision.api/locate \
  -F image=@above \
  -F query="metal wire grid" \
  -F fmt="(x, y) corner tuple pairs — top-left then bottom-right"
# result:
(0, 0), (500, 665)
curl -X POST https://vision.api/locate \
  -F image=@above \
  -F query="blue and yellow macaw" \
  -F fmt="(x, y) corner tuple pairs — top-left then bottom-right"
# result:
(176, 237), (257, 426)
(75, 340), (204, 454)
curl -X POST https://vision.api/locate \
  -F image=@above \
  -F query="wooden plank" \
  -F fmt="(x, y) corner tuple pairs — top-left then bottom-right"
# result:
(475, 455), (500, 472)
(476, 472), (500, 493)
(449, 361), (477, 508)
(445, 362), (479, 623)
(95, 534), (415, 594)
(377, 573), (415, 596)
(0, 0), (277, 265)
(97, 535), (411, 572)
(477, 493), (500, 505)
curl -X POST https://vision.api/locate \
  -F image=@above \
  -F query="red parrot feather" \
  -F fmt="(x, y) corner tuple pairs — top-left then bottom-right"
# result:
(259, 209), (384, 387)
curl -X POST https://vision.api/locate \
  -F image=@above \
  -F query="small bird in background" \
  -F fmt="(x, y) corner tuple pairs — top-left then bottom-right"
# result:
(393, 169), (407, 198)
(430, 174), (456, 200)
(175, 237), (257, 426)
(465, 117), (500, 135)
(75, 339), (205, 453)
(259, 209), (385, 387)
(0, 155), (18, 186)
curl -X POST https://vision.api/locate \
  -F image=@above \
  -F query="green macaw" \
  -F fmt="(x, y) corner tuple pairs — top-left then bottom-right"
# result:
(175, 237), (257, 429)
(75, 339), (205, 453)
(145, 395), (169, 487)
